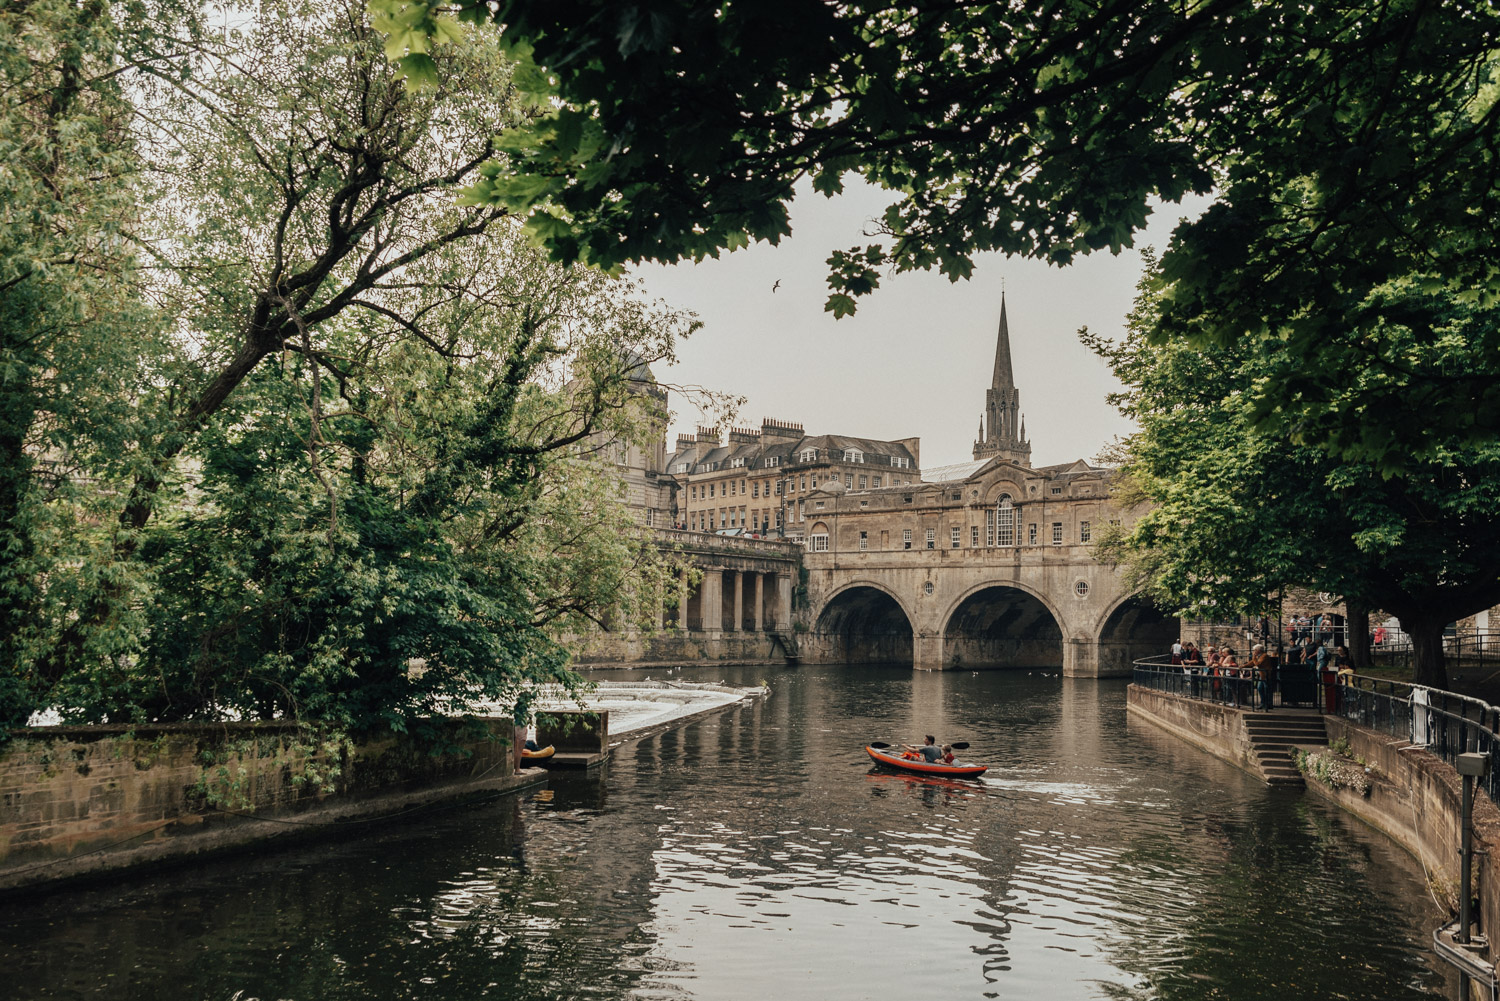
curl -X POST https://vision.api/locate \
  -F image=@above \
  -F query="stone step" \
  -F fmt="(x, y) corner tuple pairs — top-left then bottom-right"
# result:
(1251, 732), (1328, 745)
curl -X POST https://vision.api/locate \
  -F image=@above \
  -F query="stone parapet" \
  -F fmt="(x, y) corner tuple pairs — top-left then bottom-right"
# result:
(0, 718), (541, 893)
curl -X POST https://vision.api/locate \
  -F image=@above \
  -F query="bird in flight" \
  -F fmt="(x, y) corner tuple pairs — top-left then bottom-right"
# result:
(772, 280), (781, 293)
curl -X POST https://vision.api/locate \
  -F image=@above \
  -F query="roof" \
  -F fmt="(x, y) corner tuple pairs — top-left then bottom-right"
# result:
(922, 459), (989, 483)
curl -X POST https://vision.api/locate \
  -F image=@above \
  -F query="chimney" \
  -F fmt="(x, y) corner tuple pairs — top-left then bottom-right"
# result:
(894, 436), (921, 468)
(695, 425), (721, 446)
(675, 433), (697, 450)
(760, 418), (805, 444)
(728, 426), (761, 445)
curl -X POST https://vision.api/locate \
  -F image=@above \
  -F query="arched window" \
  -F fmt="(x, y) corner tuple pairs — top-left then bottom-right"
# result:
(996, 495), (1015, 547)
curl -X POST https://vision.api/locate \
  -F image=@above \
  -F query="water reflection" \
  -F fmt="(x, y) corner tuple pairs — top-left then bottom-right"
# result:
(0, 666), (1455, 1000)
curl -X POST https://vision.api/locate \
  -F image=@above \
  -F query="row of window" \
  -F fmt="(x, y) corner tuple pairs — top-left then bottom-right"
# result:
(687, 471), (912, 503)
(678, 449), (914, 475)
(817, 519), (1113, 552)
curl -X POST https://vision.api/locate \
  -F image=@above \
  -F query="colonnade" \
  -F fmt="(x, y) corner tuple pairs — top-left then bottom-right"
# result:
(672, 568), (793, 635)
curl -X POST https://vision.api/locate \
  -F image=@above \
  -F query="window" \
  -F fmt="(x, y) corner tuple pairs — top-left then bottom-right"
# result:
(742, 479), (747, 494)
(752, 482), (760, 498)
(766, 456), (780, 467)
(843, 448), (863, 462)
(800, 448), (817, 462)
(775, 480), (783, 495)
(709, 484), (715, 498)
(859, 499), (869, 507)
(891, 456), (910, 469)
(871, 476), (882, 488)
(691, 485), (697, 500)
(925, 528), (936, 549)
(1075, 580), (1090, 597)
(730, 480), (735, 496)
(1028, 523), (1037, 545)
(673, 462), (690, 473)
(859, 476), (867, 490)
(950, 526), (961, 548)
(1051, 486), (1063, 495)
(1052, 522), (1063, 545)
(810, 534), (829, 552)
(646, 509), (654, 526)
(815, 501), (825, 509)
(971, 526), (979, 548)
(952, 492), (961, 501)
(1080, 521), (1091, 543)
(903, 494), (913, 504)
(996, 495), (1015, 546)
(1109, 518), (1121, 527)
(859, 531), (868, 551)
(845, 473), (853, 488)
(731, 457), (745, 468)
(800, 475), (807, 491)
(903, 529), (912, 550)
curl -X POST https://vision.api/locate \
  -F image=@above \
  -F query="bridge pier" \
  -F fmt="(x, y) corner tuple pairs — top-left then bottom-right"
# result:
(914, 634), (944, 671)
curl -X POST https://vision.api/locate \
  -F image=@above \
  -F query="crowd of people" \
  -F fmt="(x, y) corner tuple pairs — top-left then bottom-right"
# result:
(1168, 637), (1354, 711)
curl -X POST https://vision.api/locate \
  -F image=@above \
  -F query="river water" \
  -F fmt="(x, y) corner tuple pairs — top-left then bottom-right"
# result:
(0, 666), (1456, 1000)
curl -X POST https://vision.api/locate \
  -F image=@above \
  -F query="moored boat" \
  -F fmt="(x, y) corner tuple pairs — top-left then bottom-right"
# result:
(865, 744), (987, 778)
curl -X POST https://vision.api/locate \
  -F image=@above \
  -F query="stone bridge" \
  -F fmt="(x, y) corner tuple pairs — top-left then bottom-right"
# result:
(800, 544), (1176, 677)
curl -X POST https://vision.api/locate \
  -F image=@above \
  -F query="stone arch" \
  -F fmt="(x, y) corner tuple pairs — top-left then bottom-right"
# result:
(940, 581), (1065, 669)
(810, 580), (916, 666)
(1095, 593), (1180, 676)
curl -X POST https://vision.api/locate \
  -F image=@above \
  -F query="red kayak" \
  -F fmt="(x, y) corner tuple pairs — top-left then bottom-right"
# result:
(866, 745), (988, 778)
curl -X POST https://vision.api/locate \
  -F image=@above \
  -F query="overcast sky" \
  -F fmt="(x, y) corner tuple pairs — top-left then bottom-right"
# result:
(633, 180), (1210, 471)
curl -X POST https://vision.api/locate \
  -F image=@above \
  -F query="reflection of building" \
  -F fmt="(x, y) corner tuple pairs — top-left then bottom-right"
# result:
(666, 422), (920, 538)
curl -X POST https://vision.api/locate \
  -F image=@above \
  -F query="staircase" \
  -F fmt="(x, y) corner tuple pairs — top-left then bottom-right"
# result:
(769, 630), (801, 664)
(1243, 712), (1328, 787)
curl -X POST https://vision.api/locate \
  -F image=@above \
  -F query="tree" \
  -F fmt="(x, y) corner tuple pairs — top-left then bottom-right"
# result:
(1090, 255), (1500, 688)
(5, 0), (698, 731)
(378, 0), (1500, 471)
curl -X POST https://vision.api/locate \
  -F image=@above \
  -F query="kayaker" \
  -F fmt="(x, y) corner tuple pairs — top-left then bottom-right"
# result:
(941, 744), (956, 765)
(901, 736), (944, 763)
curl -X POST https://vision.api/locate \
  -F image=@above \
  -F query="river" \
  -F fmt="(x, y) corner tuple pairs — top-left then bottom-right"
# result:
(0, 666), (1455, 1000)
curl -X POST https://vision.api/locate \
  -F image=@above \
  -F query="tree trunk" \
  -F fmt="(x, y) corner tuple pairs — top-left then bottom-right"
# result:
(1403, 614), (1450, 689)
(1346, 600), (1371, 671)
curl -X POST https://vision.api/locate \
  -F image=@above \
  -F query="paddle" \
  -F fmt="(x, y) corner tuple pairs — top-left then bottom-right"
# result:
(868, 740), (970, 750)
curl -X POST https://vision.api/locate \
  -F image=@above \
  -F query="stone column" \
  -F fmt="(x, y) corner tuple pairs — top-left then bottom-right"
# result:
(677, 567), (689, 630)
(776, 573), (793, 630)
(751, 573), (764, 632)
(701, 569), (724, 633)
(730, 571), (743, 633)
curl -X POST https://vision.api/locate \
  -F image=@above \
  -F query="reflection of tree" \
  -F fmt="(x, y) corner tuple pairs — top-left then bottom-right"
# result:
(1096, 796), (1452, 1000)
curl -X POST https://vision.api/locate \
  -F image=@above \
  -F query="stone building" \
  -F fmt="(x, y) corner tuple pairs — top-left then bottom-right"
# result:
(666, 421), (921, 539)
(588, 351), (675, 527)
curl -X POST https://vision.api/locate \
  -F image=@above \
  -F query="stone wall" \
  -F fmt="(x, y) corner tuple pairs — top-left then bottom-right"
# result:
(1125, 685), (1261, 776)
(0, 718), (541, 892)
(1312, 718), (1500, 962)
(568, 629), (788, 667)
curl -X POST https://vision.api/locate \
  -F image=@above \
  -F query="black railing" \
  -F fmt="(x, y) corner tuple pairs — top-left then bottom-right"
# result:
(1370, 630), (1500, 675)
(1136, 659), (1500, 802)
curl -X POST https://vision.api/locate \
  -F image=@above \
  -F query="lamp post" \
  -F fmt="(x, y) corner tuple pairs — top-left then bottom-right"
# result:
(1457, 751), (1491, 1000)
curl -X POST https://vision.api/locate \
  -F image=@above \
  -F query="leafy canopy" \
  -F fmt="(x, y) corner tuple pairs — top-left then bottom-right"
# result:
(374, 0), (1500, 468)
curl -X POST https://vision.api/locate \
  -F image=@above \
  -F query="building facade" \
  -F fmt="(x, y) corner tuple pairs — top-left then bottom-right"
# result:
(666, 422), (921, 539)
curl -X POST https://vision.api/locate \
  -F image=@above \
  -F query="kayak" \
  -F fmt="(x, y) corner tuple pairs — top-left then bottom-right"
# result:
(866, 745), (988, 778)
(521, 744), (555, 761)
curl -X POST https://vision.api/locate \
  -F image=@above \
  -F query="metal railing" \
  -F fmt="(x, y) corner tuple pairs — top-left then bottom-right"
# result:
(1136, 658), (1500, 802)
(1370, 630), (1500, 675)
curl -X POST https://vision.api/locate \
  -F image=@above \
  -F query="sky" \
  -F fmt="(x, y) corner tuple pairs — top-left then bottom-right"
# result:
(633, 180), (1210, 471)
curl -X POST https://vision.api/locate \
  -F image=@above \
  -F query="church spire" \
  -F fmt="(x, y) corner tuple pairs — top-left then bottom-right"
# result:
(972, 291), (1032, 466)
(991, 291), (1014, 392)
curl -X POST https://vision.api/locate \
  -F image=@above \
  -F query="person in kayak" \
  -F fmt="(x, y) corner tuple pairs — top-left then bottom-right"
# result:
(941, 744), (956, 764)
(901, 736), (944, 763)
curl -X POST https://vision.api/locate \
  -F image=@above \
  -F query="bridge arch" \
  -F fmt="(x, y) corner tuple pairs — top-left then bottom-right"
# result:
(1094, 593), (1180, 676)
(811, 581), (915, 665)
(940, 580), (1066, 670)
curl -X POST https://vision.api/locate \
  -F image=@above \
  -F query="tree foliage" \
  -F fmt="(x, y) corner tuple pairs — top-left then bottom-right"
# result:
(378, 0), (1500, 469)
(1090, 255), (1500, 687)
(2, 0), (695, 732)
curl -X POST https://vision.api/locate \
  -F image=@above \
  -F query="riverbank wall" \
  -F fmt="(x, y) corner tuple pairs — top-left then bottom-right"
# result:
(0, 718), (542, 894)
(1125, 684), (1263, 777)
(1130, 684), (1500, 981)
